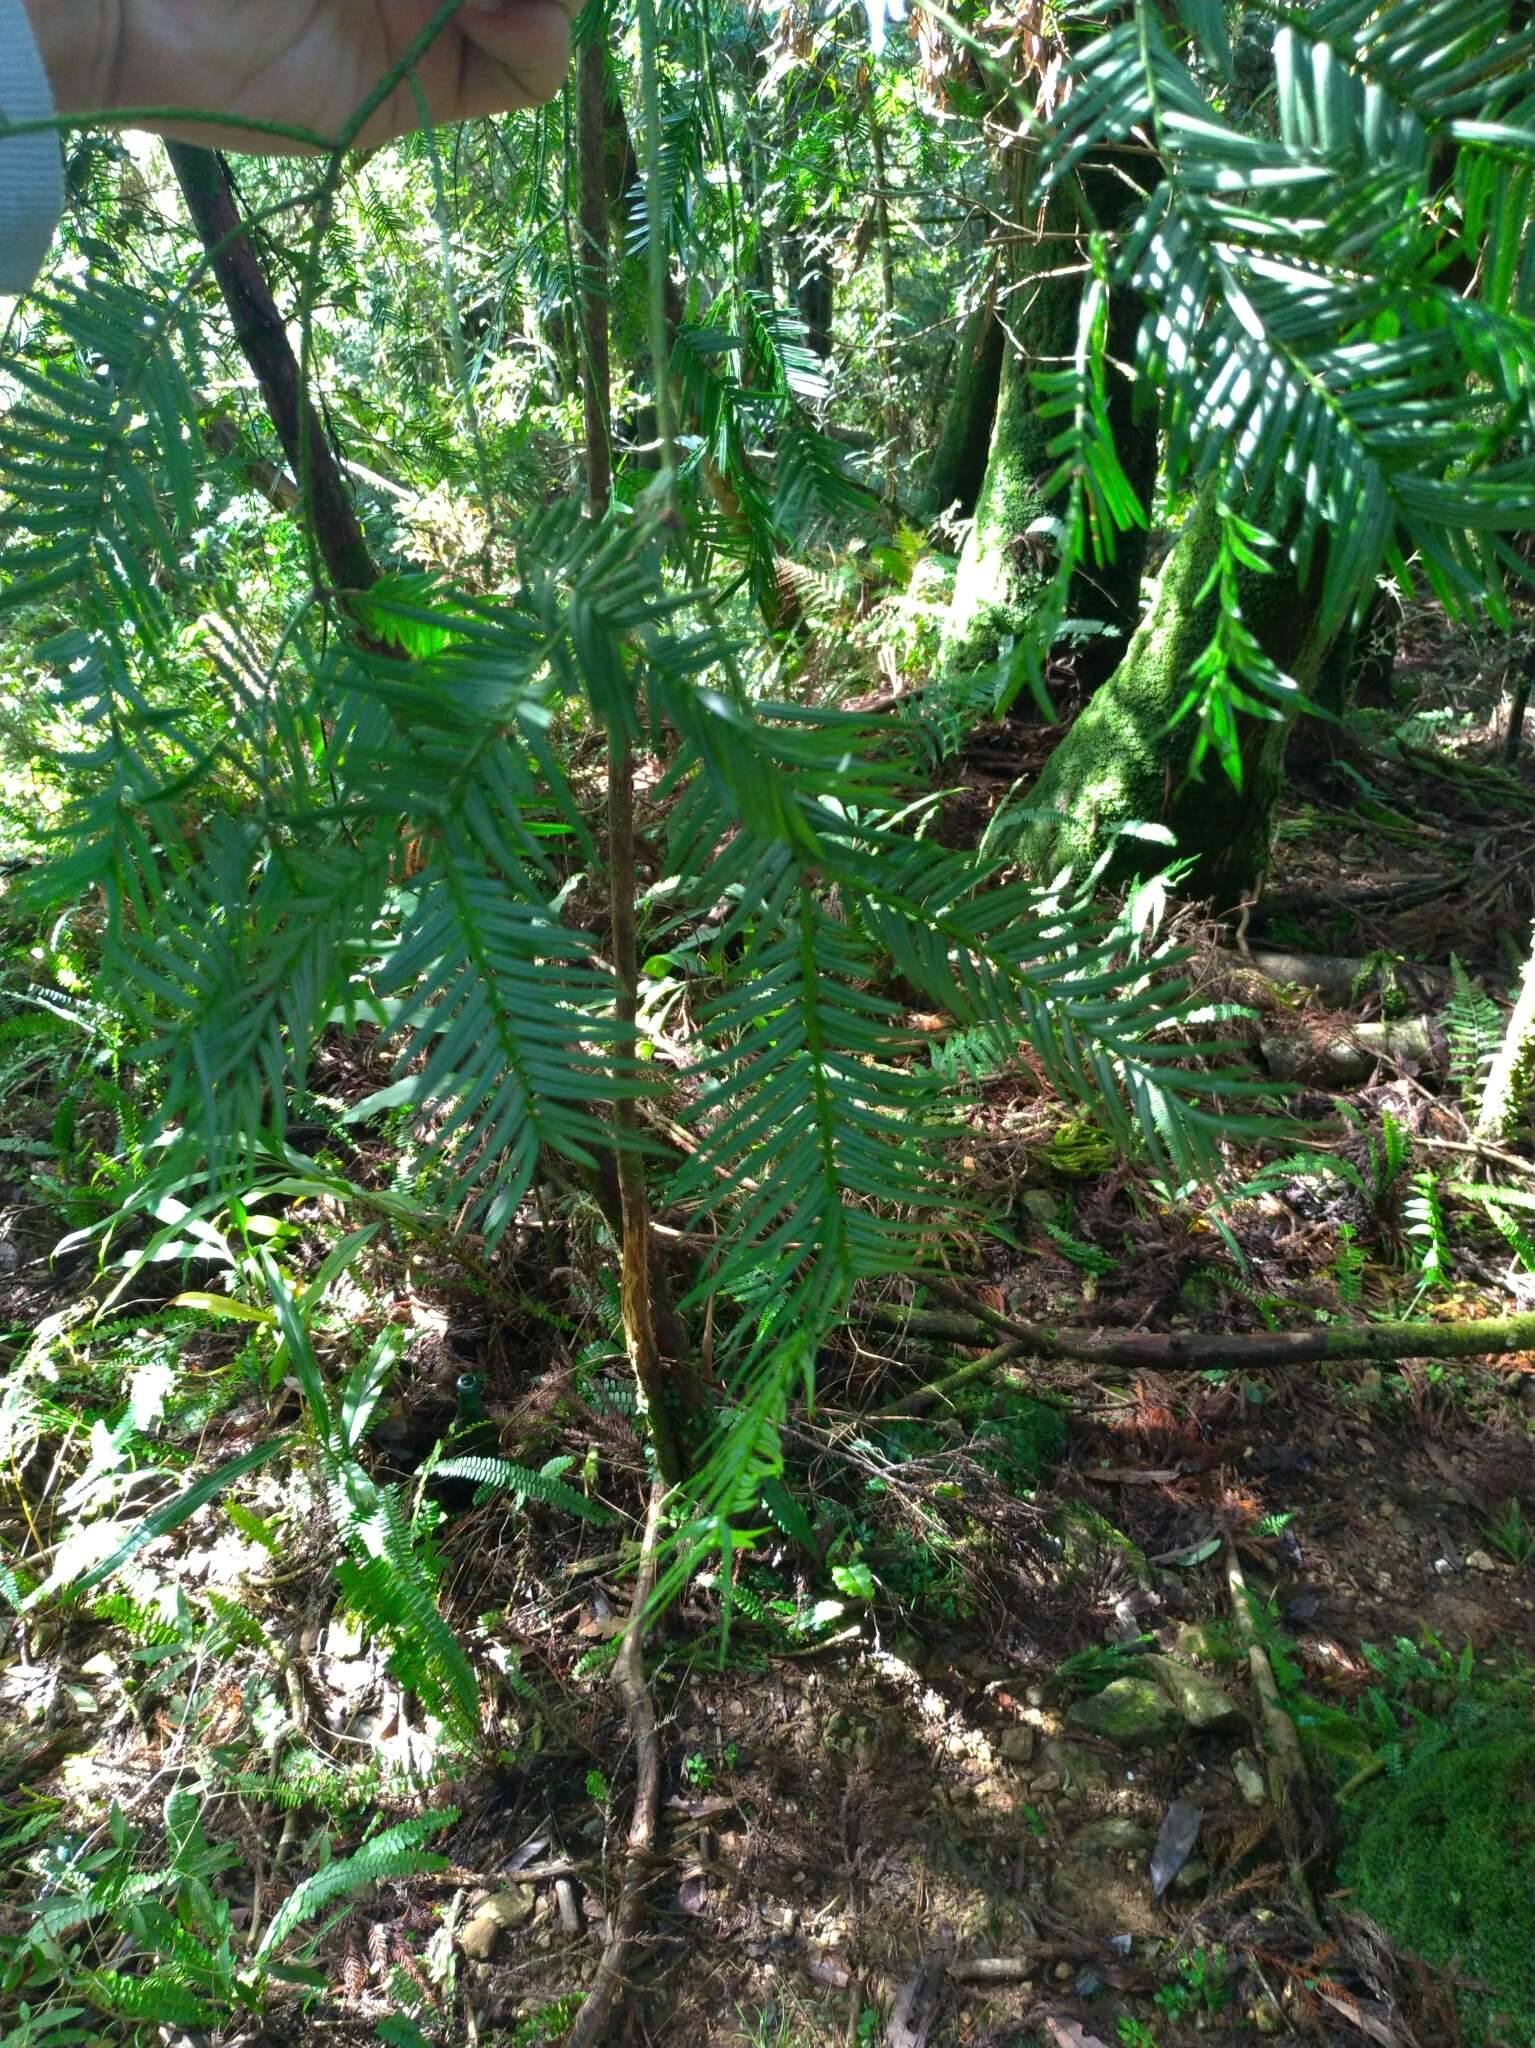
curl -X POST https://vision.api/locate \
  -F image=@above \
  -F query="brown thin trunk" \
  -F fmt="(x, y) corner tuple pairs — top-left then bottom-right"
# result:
(577, 29), (614, 517)
(166, 146), (378, 597)
(578, 32), (703, 1474)
(607, 740), (708, 1484)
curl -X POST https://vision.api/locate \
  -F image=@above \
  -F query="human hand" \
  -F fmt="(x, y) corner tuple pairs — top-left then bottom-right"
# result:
(26, 0), (578, 152)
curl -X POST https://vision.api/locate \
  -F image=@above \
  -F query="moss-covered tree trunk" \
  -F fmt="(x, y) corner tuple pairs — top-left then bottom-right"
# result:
(940, 168), (1155, 687)
(926, 295), (1004, 520)
(1017, 486), (1334, 907)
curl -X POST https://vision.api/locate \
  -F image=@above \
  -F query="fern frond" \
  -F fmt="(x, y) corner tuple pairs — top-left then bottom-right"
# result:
(332, 1486), (479, 1741)
(432, 1454), (616, 1523)
(252, 1811), (455, 1963)
(1444, 954), (1504, 1110)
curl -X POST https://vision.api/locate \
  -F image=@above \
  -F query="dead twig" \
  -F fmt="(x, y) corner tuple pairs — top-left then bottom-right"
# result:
(565, 1479), (667, 2048)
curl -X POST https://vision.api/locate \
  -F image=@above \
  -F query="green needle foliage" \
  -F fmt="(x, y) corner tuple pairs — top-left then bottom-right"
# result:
(1023, 0), (1535, 756)
(0, 245), (1261, 1573)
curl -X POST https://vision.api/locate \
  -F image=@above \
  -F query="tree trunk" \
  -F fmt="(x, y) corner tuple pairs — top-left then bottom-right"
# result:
(1017, 485), (1333, 908)
(167, 146), (379, 598)
(577, 27), (613, 517)
(940, 167), (1155, 686)
(925, 294), (1004, 520)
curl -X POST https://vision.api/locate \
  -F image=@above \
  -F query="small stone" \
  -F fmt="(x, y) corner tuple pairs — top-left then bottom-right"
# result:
(1066, 1678), (1179, 1749)
(1171, 1856), (1209, 1895)
(1231, 1750), (1267, 1807)
(1140, 1655), (1244, 1734)
(999, 1724), (1037, 1765)
(1068, 1817), (1154, 1857)
(1466, 1549), (1499, 1573)
(457, 1884), (537, 1959)
(1053, 1961), (1074, 1982)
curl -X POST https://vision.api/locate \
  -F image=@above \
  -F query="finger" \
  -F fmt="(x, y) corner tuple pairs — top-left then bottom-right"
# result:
(453, 0), (575, 114)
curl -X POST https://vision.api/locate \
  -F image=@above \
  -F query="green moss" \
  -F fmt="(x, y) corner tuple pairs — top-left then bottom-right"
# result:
(1342, 1719), (1535, 2046)
(969, 1387), (1067, 1492)
(1054, 1499), (1151, 1582)
(1018, 485), (1331, 905)
(941, 339), (1062, 672)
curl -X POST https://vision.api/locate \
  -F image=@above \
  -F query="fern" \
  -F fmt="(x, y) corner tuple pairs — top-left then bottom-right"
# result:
(252, 1810), (454, 1964)
(1455, 1182), (1535, 1273)
(1404, 1170), (1453, 1294)
(1335, 1223), (1367, 1305)
(1444, 955), (1504, 1112)
(1037, 1208), (1119, 1278)
(431, 1454), (616, 1524)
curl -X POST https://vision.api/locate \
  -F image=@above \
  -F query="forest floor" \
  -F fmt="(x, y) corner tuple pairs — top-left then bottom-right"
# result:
(3, 610), (1534, 2048)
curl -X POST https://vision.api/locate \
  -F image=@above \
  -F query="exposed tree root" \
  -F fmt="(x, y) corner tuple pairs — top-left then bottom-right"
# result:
(565, 1480), (667, 2048)
(1216, 946), (1447, 1009)
(1225, 1539), (1320, 1929)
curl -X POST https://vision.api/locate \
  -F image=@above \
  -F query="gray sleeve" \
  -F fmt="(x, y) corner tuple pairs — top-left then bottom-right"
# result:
(0, 0), (62, 296)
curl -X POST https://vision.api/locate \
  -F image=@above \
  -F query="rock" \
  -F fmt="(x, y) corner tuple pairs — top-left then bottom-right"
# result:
(1170, 1621), (1239, 1670)
(1066, 1677), (1179, 1748)
(1171, 1856), (1209, 1895)
(1040, 1737), (1116, 1790)
(1466, 1549), (1499, 1573)
(1070, 1817), (1154, 1857)
(998, 1723), (1037, 1765)
(975, 1773), (1016, 1811)
(458, 1886), (537, 1959)
(1231, 1750), (1267, 1807)
(1140, 1654), (1244, 1733)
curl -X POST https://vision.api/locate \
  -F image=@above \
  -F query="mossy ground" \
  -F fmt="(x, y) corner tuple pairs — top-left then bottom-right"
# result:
(1342, 1717), (1535, 2046)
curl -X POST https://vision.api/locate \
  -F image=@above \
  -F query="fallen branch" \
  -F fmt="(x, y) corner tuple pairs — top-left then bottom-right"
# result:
(862, 1291), (1535, 1380)
(880, 1341), (1015, 1417)
(948, 1950), (1093, 1984)
(565, 1480), (667, 2048)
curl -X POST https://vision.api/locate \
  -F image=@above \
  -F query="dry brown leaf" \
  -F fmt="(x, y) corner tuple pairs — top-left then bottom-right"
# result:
(1043, 2018), (1110, 2048)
